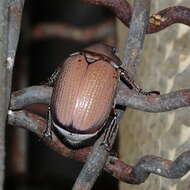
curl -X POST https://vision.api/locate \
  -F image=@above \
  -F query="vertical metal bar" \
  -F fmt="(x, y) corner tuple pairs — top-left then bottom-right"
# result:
(123, 0), (151, 80)
(8, 1), (27, 177)
(0, 1), (9, 188)
(0, 0), (25, 188)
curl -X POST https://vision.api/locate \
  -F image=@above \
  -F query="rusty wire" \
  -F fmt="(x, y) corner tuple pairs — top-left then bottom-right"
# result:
(72, 120), (119, 190)
(7, 94), (190, 185)
(7, 0), (190, 188)
(122, 0), (151, 79)
(147, 6), (190, 33)
(81, 0), (190, 34)
(10, 86), (190, 115)
(29, 2), (190, 44)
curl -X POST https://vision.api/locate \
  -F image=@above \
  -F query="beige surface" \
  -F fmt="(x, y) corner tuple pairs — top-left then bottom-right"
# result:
(118, 1), (190, 189)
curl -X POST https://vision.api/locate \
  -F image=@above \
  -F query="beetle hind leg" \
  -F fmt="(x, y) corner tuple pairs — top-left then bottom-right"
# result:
(119, 67), (160, 95)
(101, 111), (118, 151)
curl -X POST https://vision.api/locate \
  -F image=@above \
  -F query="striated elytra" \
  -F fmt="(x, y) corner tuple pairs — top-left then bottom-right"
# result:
(46, 43), (158, 149)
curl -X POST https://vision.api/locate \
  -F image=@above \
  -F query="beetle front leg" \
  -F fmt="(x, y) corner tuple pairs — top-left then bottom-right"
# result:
(43, 106), (53, 139)
(119, 67), (160, 95)
(45, 66), (61, 86)
(101, 111), (118, 151)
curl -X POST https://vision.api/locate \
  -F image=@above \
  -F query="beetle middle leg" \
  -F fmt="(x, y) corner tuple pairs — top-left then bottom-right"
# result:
(119, 67), (160, 95)
(100, 110), (118, 151)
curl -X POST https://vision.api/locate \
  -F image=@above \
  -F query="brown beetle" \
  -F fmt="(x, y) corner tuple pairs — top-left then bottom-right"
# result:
(45, 43), (159, 148)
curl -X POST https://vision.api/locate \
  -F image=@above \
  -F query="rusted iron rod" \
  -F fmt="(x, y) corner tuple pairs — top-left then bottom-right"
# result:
(81, 0), (190, 34)
(122, 0), (151, 79)
(131, 151), (190, 183)
(8, 110), (91, 162)
(0, 1), (9, 187)
(7, 110), (190, 184)
(10, 85), (52, 110)
(0, 0), (25, 187)
(105, 151), (190, 184)
(6, 0), (25, 102)
(72, 124), (119, 190)
(147, 6), (190, 33)
(117, 87), (190, 113)
(10, 85), (190, 113)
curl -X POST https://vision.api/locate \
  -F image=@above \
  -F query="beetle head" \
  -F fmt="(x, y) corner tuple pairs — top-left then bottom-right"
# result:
(83, 43), (122, 66)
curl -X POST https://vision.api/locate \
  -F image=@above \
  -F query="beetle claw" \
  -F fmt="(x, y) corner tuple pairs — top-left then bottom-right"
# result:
(147, 90), (160, 95)
(42, 128), (53, 139)
(138, 89), (160, 96)
(100, 142), (112, 152)
(109, 150), (118, 157)
(38, 128), (52, 142)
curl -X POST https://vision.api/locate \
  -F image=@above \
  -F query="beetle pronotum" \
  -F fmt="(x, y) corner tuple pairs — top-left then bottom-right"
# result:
(45, 43), (159, 149)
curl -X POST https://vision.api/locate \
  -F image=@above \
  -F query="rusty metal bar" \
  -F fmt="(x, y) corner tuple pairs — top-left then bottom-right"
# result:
(122, 0), (151, 78)
(9, 84), (190, 114)
(7, 1), (28, 177)
(8, 110), (91, 163)
(7, 110), (190, 185)
(0, 0), (24, 187)
(116, 87), (190, 113)
(147, 6), (190, 33)
(130, 152), (190, 183)
(10, 85), (52, 110)
(6, 0), (25, 101)
(0, 1), (9, 187)
(72, 124), (119, 190)
(81, 0), (190, 34)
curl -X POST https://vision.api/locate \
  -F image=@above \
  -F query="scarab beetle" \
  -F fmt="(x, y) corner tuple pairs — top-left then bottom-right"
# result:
(45, 43), (158, 149)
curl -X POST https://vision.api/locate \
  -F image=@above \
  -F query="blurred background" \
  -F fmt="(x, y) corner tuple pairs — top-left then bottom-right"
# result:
(5, 0), (118, 189)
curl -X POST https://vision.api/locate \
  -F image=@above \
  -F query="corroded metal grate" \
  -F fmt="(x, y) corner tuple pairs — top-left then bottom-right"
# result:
(7, 0), (190, 189)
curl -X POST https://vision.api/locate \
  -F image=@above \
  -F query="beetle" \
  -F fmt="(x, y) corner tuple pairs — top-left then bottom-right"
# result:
(45, 43), (159, 149)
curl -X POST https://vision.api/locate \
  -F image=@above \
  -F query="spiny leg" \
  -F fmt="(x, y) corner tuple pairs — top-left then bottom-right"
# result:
(100, 110), (118, 152)
(44, 66), (61, 86)
(119, 67), (160, 95)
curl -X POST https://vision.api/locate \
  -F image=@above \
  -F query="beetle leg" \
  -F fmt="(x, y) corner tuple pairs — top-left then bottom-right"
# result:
(44, 66), (61, 86)
(42, 106), (53, 139)
(119, 67), (160, 95)
(101, 111), (118, 152)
